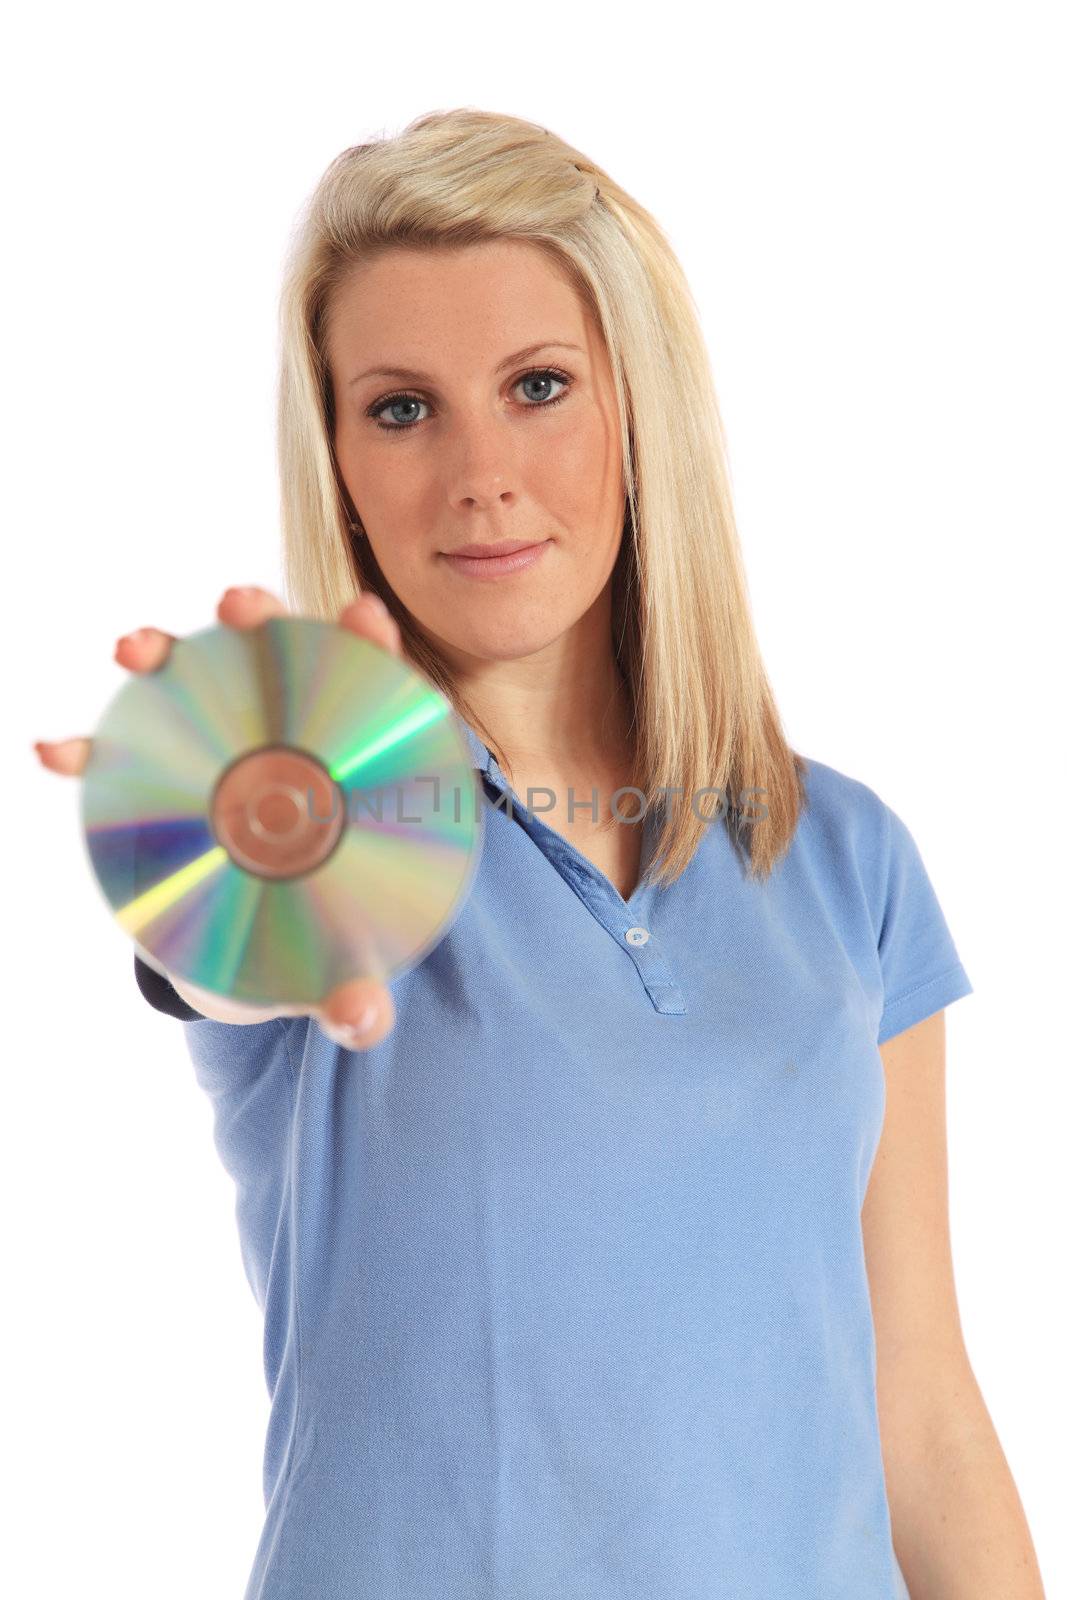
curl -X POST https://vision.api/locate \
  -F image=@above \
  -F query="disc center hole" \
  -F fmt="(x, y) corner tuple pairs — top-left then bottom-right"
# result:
(249, 784), (305, 840)
(210, 745), (344, 880)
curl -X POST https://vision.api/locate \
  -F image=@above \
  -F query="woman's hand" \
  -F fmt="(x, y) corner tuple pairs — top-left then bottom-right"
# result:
(34, 584), (412, 1052)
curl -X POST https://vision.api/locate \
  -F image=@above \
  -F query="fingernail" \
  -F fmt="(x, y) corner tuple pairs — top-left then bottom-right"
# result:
(362, 592), (388, 616)
(323, 1003), (379, 1047)
(224, 585), (260, 600)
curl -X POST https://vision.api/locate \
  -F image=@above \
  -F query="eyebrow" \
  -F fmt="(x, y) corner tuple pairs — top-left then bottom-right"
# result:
(348, 341), (584, 388)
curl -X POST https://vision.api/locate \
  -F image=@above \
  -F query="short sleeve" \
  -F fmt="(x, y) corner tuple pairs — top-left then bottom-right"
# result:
(134, 950), (207, 1021)
(875, 803), (974, 1045)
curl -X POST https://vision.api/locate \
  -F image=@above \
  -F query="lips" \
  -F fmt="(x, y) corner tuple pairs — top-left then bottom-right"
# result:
(444, 539), (544, 558)
(441, 539), (552, 580)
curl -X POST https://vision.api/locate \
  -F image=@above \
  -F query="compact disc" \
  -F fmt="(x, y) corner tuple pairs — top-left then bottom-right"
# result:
(79, 615), (483, 1008)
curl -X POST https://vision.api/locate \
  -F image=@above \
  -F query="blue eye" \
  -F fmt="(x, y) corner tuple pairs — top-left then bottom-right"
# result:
(372, 394), (427, 430)
(367, 367), (572, 434)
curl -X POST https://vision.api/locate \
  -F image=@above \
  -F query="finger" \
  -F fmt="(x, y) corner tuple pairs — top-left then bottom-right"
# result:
(338, 590), (404, 659)
(168, 973), (296, 1026)
(313, 977), (396, 1052)
(36, 621), (181, 779)
(217, 585), (290, 629)
(339, 593), (456, 716)
(33, 736), (93, 777)
(113, 626), (179, 673)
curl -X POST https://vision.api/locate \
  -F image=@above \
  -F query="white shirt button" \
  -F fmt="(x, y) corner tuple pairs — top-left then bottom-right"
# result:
(625, 926), (650, 946)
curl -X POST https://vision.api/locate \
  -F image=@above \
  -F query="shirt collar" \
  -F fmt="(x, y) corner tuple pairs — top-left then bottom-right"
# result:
(453, 708), (662, 868)
(453, 713), (522, 801)
(454, 713), (495, 779)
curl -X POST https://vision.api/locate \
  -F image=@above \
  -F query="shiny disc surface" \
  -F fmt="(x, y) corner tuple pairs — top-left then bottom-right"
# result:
(79, 616), (483, 1007)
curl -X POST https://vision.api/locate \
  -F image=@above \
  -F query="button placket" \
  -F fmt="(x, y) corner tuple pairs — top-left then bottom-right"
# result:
(480, 764), (687, 1015)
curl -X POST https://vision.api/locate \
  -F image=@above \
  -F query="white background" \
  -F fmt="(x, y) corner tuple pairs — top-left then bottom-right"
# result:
(6, 1), (1064, 1594)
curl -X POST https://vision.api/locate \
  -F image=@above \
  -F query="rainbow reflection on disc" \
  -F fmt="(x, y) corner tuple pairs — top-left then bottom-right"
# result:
(79, 615), (483, 1007)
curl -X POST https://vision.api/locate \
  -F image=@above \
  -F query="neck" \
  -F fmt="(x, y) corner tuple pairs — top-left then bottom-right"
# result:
(468, 667), (633, 790)
(441, 602), (633, 789)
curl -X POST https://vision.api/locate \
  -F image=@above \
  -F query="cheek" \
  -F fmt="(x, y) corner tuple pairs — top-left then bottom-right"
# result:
(532, 408), (619, 524)
(344, 438), (428, 517)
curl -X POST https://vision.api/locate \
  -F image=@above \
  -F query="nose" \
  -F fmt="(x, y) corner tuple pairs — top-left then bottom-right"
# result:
(444, 418), (519, 514)
(453, 479), (515, 514)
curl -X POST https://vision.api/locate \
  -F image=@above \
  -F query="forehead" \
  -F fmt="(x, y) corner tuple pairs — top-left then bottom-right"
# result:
(326, 240), (591, 358)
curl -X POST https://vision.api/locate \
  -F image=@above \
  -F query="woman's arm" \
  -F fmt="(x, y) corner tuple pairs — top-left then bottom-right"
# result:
(133, 949), (295, 1025)
(862, 1009), (1045, 1597)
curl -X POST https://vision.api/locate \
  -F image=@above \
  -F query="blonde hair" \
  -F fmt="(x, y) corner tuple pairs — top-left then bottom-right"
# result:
(277, 107), (807, 885)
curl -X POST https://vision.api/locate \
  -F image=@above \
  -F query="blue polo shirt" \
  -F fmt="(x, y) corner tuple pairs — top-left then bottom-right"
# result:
(137, 717), (972, 1599)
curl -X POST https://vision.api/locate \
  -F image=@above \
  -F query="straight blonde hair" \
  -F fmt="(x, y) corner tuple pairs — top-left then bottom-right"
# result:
(277, 107), (808, 886)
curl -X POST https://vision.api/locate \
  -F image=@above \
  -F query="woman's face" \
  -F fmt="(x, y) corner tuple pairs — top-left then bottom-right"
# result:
(327, 238), (627, 665)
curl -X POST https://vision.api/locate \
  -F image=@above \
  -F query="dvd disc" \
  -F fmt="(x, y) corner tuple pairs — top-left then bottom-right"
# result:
(79, 615), (483, 1008)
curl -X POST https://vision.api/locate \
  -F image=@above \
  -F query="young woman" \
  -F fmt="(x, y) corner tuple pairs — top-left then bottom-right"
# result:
(36, 109), (1044, 1599)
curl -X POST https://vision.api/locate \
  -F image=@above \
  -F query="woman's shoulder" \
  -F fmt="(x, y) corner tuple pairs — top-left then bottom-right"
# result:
(794, 751), (891, 857)
(789, 751), (924, 926)
(791, 751), (960, 943)
(791, 754), (973, 1039)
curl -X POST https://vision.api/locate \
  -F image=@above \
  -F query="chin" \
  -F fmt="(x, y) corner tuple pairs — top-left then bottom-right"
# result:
(443, 615), (564, 662)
